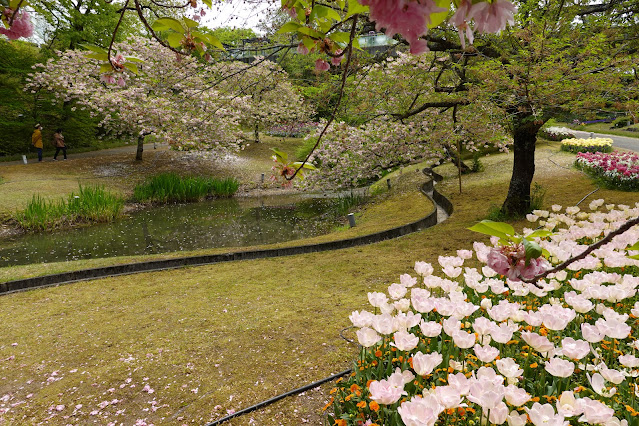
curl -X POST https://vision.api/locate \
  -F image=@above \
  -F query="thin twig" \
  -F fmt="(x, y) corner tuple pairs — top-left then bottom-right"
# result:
(285, 14), (359, 182)
(107, 0), (129, 68)
(523, 215), (639, 285)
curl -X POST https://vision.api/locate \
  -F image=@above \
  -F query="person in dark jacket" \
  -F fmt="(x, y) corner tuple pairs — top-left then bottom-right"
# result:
(52, 128), (67, 160)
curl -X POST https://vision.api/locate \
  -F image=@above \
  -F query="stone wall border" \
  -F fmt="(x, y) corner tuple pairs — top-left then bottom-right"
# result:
(0, 169), (453, 295)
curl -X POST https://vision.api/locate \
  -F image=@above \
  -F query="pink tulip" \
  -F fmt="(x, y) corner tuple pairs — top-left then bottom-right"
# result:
(544, 358), (574, 378)
(398, 394), (443, 426)
(391, 330), (419, 351)
(412, 351), (442, 376)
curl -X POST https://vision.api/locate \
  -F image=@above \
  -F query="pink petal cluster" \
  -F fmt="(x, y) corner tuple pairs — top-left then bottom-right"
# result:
(486, 243), (549, 281)
(0, 9), (33, 40)
(357, 0), (445, 54)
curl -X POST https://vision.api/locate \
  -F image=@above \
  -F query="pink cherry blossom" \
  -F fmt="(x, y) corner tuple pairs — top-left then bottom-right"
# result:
(296, 43), (309, 55)
(0, 9), (33, 40)
(468, 0), (516, 34)
(314, 59), (330, 72)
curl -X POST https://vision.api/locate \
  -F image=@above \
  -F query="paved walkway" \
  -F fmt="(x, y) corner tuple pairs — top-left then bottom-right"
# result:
(573, 130), (639, 152)
(0, 142), (165, 166)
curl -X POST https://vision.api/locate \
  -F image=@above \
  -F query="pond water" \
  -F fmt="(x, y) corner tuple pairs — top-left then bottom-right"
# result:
(0, 194), (341, 267)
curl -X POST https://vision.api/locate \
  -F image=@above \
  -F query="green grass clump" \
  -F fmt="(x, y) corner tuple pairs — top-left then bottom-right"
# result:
(331, 192), (368, 216)
(15, 185), (123, 231)
(133, 173), (239, 203)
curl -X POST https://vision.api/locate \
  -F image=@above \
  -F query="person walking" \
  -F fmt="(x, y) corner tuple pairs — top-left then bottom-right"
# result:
(52, 128), (67, 160)
(31, 123), (43, 162)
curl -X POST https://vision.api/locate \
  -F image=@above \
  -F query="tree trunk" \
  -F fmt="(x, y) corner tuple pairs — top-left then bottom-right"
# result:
(136, 135), (144, 161)
(501, 117), (543, 216)
(254, 123), (260, 143)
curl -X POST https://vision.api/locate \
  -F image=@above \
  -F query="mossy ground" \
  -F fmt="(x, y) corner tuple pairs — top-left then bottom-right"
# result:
(1, 139), (638, 424)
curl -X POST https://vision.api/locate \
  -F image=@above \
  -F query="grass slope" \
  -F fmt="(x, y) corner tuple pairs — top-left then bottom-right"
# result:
(1, 140), (639, 424)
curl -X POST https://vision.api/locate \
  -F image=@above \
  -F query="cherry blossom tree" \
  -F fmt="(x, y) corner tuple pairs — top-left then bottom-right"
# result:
(26, 37), (245, 160)
(217, 59), (311, 143)
(301, 52), (510, 189)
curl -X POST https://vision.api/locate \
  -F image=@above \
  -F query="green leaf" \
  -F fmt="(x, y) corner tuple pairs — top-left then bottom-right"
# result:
(85, 52), (109, 61)
(99, 63), (113, 74)
(310, 5), (342, 21)
(328, 31), (351, 44)
(80, 43), (107, 54)
(9, 0), (25, 9)
(292, 161), (316, 170)
(124, 56), (145, 63)
(207, 34), (224, 50)
(154, 17), (185, 34)
(429, 0), (450, 28)
(525, 229), (553, 239)
(184, 17), (199, 28)
(123, 62), (138, 74)
(626, 241), (639, 251)
(467, 220), (516, 240)
(346, 0), (368, 18)
(523, 238), (543, 264)
(301, 36), (316, 50)
(271, 148), (288, 162)
(297, 26), (324, 39)
(167, 32), (183, 48)
(277, 21), (302, 34)
(202, 0), (212, 7)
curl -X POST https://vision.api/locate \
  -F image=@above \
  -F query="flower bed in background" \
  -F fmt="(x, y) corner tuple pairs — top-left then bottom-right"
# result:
(539, 126), (576, 141)
(328, 202), (639, 426)
(264, 122), (319, 138)
(576, 151), (639, 191)
(561, 137), (613, 153)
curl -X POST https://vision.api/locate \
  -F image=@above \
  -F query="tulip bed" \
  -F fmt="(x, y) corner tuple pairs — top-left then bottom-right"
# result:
(539, 127), (576, 142)
(328, 201), (639, 426)
(576, 151), (639, 191)
(561, 138), (613, 153)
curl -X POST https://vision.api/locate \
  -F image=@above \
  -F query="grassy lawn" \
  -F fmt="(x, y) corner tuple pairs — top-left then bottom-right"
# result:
(1, 140), (639, 424)
(0, 135), (305, 220)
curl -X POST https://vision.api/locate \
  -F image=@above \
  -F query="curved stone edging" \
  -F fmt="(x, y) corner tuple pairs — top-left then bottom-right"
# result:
(0, 169), (453, 295)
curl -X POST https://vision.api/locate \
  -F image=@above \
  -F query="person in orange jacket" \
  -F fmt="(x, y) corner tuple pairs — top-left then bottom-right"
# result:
(31, 123), (43, 162)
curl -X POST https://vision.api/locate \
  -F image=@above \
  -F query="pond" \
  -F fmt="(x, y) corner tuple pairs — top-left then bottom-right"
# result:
(0, 194), (343, 267)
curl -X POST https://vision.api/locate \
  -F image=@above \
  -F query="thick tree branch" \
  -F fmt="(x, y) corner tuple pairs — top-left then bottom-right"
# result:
(392, 100), (470, 121)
